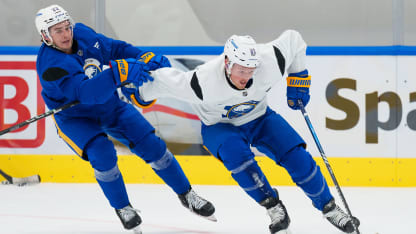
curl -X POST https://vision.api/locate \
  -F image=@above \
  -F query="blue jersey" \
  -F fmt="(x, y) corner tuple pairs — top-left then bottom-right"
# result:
(36, 23), (143, 117)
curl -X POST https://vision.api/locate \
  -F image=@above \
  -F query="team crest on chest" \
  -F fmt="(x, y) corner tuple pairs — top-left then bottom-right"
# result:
(222, 100), (259, 119)
(83, 58), (102, 79)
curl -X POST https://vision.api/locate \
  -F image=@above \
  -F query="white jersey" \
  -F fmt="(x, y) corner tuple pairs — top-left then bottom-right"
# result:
(139, 30), (307, 126)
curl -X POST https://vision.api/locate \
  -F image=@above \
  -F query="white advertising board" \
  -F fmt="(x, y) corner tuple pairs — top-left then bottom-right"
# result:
(0, 54), (414, 158)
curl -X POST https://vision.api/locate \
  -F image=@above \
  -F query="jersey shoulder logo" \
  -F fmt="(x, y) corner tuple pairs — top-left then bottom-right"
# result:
(222, 100), (259, 119)
(83, 58), (102, 79)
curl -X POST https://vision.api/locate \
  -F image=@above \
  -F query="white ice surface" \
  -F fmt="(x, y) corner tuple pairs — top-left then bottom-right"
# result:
(0, 184), (413, 234)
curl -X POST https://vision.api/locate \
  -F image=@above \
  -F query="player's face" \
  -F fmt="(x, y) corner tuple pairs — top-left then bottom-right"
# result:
(230, 63), (256, 89)
(49, 21), (73, 54)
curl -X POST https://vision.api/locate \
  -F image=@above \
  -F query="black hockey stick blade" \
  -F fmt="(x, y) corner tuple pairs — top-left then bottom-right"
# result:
(0, 101), (80, 136)
(0, 169), (12, 183)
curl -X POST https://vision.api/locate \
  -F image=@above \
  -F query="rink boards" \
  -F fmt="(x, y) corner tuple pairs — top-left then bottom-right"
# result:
(0, 154), (416, 187)
(0, 46), (415, 186)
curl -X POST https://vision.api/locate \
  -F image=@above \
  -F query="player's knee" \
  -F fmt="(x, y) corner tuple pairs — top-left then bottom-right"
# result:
(131, 132), (166, 163)
(281, 145), (316, 181)
(94, 164), (121, 183)
(85, 134), (117, 171)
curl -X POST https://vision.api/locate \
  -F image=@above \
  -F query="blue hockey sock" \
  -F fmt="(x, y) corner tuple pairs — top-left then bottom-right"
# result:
(231, 159), (277, 203)
(150, 150), (190, 195)
(95, 165), (129, 209)
(86, 135), (130, 209)
(281, 146), (333, 210)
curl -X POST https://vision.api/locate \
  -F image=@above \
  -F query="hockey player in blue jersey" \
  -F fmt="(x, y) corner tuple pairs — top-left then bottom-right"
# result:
(34, 5), (215, 233)
(131, 33), (361, 233)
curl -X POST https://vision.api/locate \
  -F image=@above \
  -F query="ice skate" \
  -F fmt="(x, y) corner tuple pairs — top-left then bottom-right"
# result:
(178, 187), (217, 222)
(323, 199), (360, 233)
(115, 204), (142, 233)
(260, 189), (291, 234)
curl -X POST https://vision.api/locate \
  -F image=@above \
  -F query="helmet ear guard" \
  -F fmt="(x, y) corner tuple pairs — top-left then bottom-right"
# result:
(223, 35), (260, 75)
(35, 4), (74, 46)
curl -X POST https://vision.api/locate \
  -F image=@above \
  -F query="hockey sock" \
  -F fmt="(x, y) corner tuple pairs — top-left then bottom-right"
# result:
(280, 145), (333, 210)
(86, 135), (130, 209)
(231, 159), (277, 203)
(149, 150), (191, 195)
(96, 166), (130, 209)
(131, 133), (191, 195)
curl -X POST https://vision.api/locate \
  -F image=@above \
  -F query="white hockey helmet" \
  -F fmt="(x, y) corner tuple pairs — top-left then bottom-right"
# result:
(35, 5), (74, 46)
(224, 35), (260, 74)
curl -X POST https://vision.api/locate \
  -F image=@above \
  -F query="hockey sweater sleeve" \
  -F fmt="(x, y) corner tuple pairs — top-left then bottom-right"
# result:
(40, 54), (118, 105)
(269, 30), (307, 74)
(55, 69), (117, 104)
(138, 67), (205, 104)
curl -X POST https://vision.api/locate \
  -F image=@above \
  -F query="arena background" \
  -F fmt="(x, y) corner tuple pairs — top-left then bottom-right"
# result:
(0, 0), (415, 187)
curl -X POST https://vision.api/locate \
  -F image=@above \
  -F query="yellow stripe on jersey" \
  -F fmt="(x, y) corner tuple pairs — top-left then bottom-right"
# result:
(286, 75), (311, 87)
(52, 115), (83, 156)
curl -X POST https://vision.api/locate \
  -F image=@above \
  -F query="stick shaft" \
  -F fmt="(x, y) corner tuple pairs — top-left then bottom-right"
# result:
(0, 101), (80, 136)
(297, 100), (360, 234)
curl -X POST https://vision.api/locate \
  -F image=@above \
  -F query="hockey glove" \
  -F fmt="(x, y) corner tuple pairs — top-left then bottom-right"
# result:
(286, 69), (311, 110)
(109, 58), (154, 87)
(138, 52), (171, 71)
(121, 84), (156, 108)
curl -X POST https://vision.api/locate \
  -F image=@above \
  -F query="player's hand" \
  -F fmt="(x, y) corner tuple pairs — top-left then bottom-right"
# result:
(109, 58), (154, 87)
(286, 69), (311, 110)
(138, 52), (171, 71)
(121, 84), (156, 108)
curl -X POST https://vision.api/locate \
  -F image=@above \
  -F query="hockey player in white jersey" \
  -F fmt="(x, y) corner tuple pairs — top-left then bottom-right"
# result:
(124, 30), (360, 233)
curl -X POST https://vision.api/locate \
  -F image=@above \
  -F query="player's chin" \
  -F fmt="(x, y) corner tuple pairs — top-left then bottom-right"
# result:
(58, 41), (72, 49)
(238, 83), (247, 89)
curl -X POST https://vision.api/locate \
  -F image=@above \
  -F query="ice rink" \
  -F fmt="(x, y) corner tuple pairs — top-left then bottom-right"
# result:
(0, 183), (413, 234)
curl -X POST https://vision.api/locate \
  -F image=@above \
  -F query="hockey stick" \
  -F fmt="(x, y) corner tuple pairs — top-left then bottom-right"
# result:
(297, 100), (360, 234)
(0, 100), (80, 137)
(0, 101), (78, 185)
(0, 169), (41, 186)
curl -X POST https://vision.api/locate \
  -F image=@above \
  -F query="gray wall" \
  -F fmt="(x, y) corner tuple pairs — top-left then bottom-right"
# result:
(0, 0), (415, 46)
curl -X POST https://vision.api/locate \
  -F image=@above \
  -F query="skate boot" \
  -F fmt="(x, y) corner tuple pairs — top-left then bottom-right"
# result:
(260, 189), (291, 234)
(322, 199), (360, 233)
(115, 204), (142, 233)
(178, 187), (217, 222)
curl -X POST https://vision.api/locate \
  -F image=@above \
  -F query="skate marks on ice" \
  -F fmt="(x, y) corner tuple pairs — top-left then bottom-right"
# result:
(0, 184), (414, 233)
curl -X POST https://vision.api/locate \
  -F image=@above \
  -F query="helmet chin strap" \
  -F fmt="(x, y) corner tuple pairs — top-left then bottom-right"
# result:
(43, 36), (63, 52)
(225, 61), (238, 86)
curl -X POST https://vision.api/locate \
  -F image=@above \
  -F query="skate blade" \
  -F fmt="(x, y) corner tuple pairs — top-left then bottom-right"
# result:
(204, 214), (217, 222)
(132, 225), (142, 234)
(273, 228), (292, 234)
